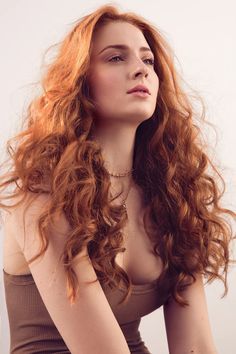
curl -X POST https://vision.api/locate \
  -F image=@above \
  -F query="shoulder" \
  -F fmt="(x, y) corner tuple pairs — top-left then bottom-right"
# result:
(2, 192), (50, 273)
(3, 192), (49, 221)
(4, 191), (70, 233)
(3, 191), (72, 255)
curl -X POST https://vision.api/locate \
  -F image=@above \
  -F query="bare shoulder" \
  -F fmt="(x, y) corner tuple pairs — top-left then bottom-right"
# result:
(2, 192), (72, 274)
(4, 192), (71, 240)
(3, 192), (75, 266)
(4, 192), (49, 223)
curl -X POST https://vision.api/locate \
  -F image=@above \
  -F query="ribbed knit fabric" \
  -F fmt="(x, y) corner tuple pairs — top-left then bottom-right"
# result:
(3, 270), (168, 354)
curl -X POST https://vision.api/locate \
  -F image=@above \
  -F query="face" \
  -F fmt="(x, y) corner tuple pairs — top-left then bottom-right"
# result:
(87, 21), (159, 126)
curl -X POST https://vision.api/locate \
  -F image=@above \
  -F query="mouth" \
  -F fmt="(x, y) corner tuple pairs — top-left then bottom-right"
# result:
(128, 91), (150, 98)
(127, 84), (151, 95)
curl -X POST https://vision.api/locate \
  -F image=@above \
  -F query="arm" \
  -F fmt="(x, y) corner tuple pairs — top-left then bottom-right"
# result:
(4, 193), (130, 354)
(163, 273), (218, 354)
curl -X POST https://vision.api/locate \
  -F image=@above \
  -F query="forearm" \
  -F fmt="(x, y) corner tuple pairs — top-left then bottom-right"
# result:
(169, 346), (218, 354)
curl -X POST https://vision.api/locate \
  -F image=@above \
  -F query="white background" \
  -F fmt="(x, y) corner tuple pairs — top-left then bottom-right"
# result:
(0, 1), (235, 353)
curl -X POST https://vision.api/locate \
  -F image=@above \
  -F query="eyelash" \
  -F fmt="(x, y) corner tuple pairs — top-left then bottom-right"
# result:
(109, 55), (155, 66)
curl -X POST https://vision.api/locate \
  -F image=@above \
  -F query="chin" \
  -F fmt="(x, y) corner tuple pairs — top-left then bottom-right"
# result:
(126, 111), (154, 121)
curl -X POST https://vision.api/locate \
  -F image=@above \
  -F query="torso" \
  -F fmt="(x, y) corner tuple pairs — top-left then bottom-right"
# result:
(114, 184), (163, 285)
(3, 184), (163, 285)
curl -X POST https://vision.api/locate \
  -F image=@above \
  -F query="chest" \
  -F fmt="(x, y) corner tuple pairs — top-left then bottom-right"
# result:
(4, 187), (163, 284)
(114, 188), (163, 285)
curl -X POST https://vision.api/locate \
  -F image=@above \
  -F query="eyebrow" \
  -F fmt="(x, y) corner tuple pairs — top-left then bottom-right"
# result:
(98, 44), (153, 55)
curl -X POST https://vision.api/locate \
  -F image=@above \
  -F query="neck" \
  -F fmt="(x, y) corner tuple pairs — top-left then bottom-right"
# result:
(91, 120), (137, 196)
(91, 121), (136, 174)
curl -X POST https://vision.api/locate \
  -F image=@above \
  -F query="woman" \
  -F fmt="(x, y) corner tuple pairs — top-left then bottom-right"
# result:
(0, 4), (235, 354)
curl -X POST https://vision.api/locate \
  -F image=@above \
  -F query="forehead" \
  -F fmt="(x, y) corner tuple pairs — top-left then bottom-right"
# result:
(90, 21), (150, 56)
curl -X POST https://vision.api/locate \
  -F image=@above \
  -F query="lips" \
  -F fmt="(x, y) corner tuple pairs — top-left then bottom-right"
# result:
(127, 84), (150, 95)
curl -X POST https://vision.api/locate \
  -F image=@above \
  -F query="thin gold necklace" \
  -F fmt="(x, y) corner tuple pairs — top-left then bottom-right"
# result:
(108, 168), (135, 178)
(120, 178), (133, 213)
(110, 180), (133, 213)
(108, 173), (133, 214)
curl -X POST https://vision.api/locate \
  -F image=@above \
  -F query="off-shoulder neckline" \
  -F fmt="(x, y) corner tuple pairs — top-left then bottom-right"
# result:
(3, 269), (158, 293)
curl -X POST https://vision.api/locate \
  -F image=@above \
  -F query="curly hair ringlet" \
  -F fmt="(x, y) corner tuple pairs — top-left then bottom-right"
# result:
(0, 4), (235, 307)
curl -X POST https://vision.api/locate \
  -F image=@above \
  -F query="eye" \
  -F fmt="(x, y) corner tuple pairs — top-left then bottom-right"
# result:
(109, 55), (154, 66)
(109, 55), (123, 62)
(144, 58), (155, 66)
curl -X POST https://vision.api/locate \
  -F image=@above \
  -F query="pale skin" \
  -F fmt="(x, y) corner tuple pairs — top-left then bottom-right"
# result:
(3, 21), (218, 353)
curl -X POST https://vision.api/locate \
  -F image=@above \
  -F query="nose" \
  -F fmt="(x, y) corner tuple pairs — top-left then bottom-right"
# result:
(130, 59), (149, 79)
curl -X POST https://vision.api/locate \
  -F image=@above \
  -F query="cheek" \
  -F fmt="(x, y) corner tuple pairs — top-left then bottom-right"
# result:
(90, 69), (121, 100)
(154, 75), (159, 98)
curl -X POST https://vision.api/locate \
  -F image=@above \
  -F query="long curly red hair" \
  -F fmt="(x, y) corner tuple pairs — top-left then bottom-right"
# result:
(0, 4), (235, 306)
